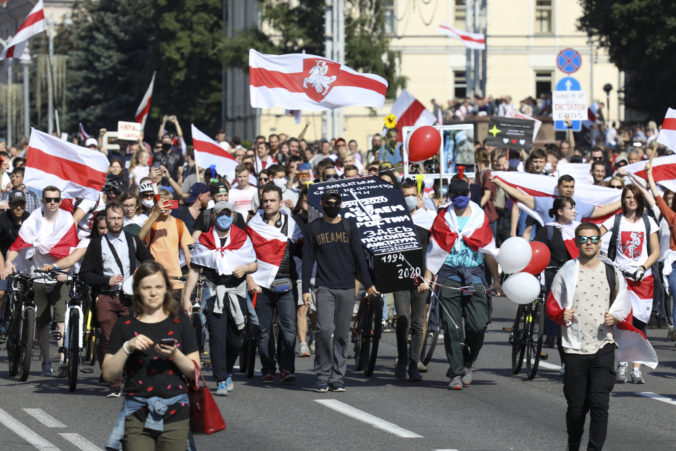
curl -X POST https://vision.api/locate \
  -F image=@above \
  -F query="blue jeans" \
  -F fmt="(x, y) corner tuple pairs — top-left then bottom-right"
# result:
(668, 262), (676, 326)
(255, 286), (297, 375)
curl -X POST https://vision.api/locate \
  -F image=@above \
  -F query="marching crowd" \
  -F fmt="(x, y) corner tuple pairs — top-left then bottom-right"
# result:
(0, 113), (671, 451)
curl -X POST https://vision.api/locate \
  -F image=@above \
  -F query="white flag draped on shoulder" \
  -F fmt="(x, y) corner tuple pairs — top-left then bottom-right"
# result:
(623, 154), (676, 193)
(657, 108), (676, 151)
(135, 72), (156, 129)
(246, 213), (302, 288)
(25, 128), (109, 201)
(249, 49), (388, 111)
(190, 226), (256, 276)
(439, 23), (486, 50)
(0, 0), (46, 60)
(191, 124), (238, 181)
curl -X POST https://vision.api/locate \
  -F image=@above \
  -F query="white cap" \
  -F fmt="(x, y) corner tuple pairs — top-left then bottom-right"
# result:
(85, 138), (98, 147)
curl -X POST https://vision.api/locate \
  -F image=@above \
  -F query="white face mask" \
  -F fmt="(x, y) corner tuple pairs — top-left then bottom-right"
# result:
(142, 199), (155, 209)
(404, 195), (419, 211)
(273, 178), (287, 189)
(544, 162), (553, 173)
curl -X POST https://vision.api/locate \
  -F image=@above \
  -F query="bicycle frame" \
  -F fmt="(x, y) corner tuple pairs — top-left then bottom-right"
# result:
(63, 304), (84, 351)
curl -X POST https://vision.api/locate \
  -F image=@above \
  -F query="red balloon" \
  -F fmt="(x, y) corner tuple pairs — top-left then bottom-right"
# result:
(522, 241), (551, 275)
(408, 125), (441, 162)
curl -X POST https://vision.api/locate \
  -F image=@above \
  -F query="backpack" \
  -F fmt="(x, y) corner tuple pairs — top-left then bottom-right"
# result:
(607, 213), (652, 262)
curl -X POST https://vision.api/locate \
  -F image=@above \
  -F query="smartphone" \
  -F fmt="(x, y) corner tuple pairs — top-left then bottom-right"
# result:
(163, 200), (179, 210)
(159, 338), (176, 347)
(153, 161), (161, 169)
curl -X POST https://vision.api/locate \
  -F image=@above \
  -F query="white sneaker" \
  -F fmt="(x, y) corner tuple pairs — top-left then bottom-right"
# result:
(616, 362), (628, 383)
(559, 363), (565, 377)
(631, 368), (645, 384)
(299, 341), (311, 357)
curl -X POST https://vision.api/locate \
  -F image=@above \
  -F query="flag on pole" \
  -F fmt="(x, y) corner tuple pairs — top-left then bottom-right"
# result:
(623, 154), (676, 193)
(0, 0), (46, 60)
(439, 23), (486, 50)
(78, 123), (90, 142)
(657, 108), (676, 151)
(135, 72), (156, 129)
(249, 49), (388, 111)
(390, 90), (437, 142)
(24, 128), (109, 201)
(191, 124), (239, 182)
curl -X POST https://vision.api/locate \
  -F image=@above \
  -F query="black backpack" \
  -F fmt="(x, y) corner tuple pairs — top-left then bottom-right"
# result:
(607, 213), (652, 262)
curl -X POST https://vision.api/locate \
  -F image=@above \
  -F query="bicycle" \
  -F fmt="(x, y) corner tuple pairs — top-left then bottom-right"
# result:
(420, 286), (441, 367)
(351, 293), (384, 377)
(511, 286), (546, 380)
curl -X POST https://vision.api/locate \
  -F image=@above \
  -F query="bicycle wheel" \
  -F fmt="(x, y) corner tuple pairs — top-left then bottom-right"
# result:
(67, 310), (80, 391)
(364, 296), (383, 377)
(19, 308), (35, 382)
(420, 328), (441, 366)
(526, 300), (545, 380)
(7, 302), (21, 377)
(511, 305), (527, 375)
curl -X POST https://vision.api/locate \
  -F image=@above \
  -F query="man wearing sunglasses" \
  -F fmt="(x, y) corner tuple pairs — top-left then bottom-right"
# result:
(546, 222), (656, 451)
(1, 186), (79, 378)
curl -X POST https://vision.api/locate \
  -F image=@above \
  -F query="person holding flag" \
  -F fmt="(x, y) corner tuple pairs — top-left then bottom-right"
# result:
(422, 178), (500, 390)
(182, 201), (257, 396)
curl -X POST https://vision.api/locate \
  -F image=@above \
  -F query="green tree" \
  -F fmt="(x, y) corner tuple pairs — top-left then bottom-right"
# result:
(578, 0), (676, 119)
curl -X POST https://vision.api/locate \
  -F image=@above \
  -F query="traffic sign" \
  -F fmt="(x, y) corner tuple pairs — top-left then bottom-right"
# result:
(556, 48), (582, 74)
(554, 76), (582, 132)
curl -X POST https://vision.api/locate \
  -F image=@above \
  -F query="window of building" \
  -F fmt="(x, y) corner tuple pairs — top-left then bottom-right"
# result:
(384, 0), (395, 34)
(535, 0), (553, 34)
(454, 0), (466, 28)
(535, 71), (553, 98)
(454, 71), (467, 99)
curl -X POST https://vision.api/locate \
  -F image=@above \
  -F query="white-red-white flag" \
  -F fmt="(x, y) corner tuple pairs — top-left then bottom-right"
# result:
(0, 1), (46, 60)
(249, 49), (388, 111)
(24, 128), (109, 201)
(246, 213), (303, 288)
(135, 72), (156, 129)
(191, 225), (256, 275)
(439, 23), (486, 50)
(391, 90), (437, 143)
(191, 124), (238, 181)
(623, 154), (676, 193)
(10, 208), (78, 260)
(657, 108), (676, 151)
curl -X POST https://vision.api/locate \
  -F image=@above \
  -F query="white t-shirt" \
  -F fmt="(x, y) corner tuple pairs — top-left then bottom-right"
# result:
(131, 165), (150, 186)
(229, 185), (258, 218)
(76, 195), (106, 239)
(602, 215), (658, 274)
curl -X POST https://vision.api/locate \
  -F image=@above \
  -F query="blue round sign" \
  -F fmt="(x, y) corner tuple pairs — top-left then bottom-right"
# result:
(556, 48), (582, 74)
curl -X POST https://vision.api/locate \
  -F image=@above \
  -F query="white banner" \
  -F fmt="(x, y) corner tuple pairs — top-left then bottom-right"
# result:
(553, 91), (588, 121)
(117, 121), (141, 141)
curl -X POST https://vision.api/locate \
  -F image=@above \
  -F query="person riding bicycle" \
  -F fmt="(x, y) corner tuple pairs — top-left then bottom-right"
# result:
(1, 186), (79, 377)
(302, 189), (378, 393)
(80, 201), (154, 396)
(182, 201), (257, 396)
(422, 179), (500, 390)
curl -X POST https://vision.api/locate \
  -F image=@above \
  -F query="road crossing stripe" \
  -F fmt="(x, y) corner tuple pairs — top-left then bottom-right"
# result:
(637, 392), (676, 406)
(531, 360), (561, 371)
(59, 433), (103, 451)
(0, 407), (60, 450)
(315, 399), (423, 438)
(23, 409), (67, 428)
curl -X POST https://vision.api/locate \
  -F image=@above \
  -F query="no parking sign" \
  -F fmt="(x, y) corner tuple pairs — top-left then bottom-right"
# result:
(556, 48), (582, 74)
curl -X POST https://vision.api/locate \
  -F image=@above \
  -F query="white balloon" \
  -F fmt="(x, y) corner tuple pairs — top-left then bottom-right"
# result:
(503, 272), (541, 305)
(498, 236), (532, 274)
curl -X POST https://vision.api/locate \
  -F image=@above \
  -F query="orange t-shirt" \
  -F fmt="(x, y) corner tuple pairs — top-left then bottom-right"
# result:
(145, 215), (194, 289)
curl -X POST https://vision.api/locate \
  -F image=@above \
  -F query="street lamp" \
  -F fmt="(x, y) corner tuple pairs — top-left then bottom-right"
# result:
(603, 83), (613, 122)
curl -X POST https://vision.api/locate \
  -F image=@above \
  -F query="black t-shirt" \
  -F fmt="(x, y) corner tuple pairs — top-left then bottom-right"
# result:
(171, 205), (199, 234)
(108, 313), (198, 422)
(0, 209), (29, 256)
(153, 150), (184, 184)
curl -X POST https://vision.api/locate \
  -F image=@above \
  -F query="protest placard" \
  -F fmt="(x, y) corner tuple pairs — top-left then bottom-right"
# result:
(485, 117), (534, 150)
(117, 121), (142, 141)
(552, 91), (588, 121)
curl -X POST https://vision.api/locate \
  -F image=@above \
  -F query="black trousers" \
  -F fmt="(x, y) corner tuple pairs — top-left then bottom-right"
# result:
(563, 343), (615, 451)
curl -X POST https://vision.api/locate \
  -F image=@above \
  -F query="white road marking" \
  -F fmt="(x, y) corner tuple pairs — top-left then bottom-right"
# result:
(637, 392), (676, 406)
(0, 407), (60, 450)
(23, 409), (67, 428)
(59, 433), (103, 451)
(315, 399), (422, 438)
(531, 360), (561, 371)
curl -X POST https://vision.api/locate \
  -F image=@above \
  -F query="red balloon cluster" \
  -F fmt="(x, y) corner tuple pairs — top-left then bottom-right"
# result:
(522, 241), (551, 275)
(408, 126), (441, 162)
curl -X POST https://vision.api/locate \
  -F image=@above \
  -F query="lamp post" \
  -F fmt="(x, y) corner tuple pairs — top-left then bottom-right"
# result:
(603, 83), (613, 123)
(20, 45), (31, 138)
(0, 37), (11, 146)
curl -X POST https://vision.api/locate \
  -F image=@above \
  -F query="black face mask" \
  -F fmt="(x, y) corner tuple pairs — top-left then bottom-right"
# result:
(162, 143), (171, 151)
(323, 204), (341, 218)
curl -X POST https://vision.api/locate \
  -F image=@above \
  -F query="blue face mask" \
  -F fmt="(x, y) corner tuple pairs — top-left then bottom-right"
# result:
(216, 214), (233, 231)
(451, 194), (470, 209)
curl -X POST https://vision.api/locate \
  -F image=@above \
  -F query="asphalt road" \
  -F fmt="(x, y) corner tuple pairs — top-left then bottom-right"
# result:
(1, 295), (675, 450)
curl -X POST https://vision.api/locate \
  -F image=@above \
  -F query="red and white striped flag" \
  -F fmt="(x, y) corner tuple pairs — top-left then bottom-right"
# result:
(249, 49), (388, 111)
(439, 23), (486, 50)
(0, 1), (45, 60)
(24, 128), (109, 201)
(544, 221), (580, 259)
(191, 225), (256, 275)
(10, 208), (78, 260)
(657, 108), (676, 151)
(191, 124), (238, 181)
(78, 123), (90, 142)
(246, 213), (303, 288)
(135, 72), (156, 129)
(623, 154), (676, 193)
(392, 90), (437, 143)
(426, 202), (497, 274)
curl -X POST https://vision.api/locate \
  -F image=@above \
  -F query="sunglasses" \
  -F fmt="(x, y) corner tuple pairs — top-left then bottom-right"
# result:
(610, 184), (623, 189)
(44, 197), (61, 204)
(259, 177), (269, 182)
(324, 201), (341, 207)
(577, 235), (600, 244)
(141, 193), (155, 199)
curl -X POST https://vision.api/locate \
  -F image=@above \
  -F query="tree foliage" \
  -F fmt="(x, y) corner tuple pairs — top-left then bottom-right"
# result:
(578, 0), (676, 119)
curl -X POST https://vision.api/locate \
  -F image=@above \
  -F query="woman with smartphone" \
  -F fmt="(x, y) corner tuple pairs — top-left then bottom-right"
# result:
(103, 261), (199, 450)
